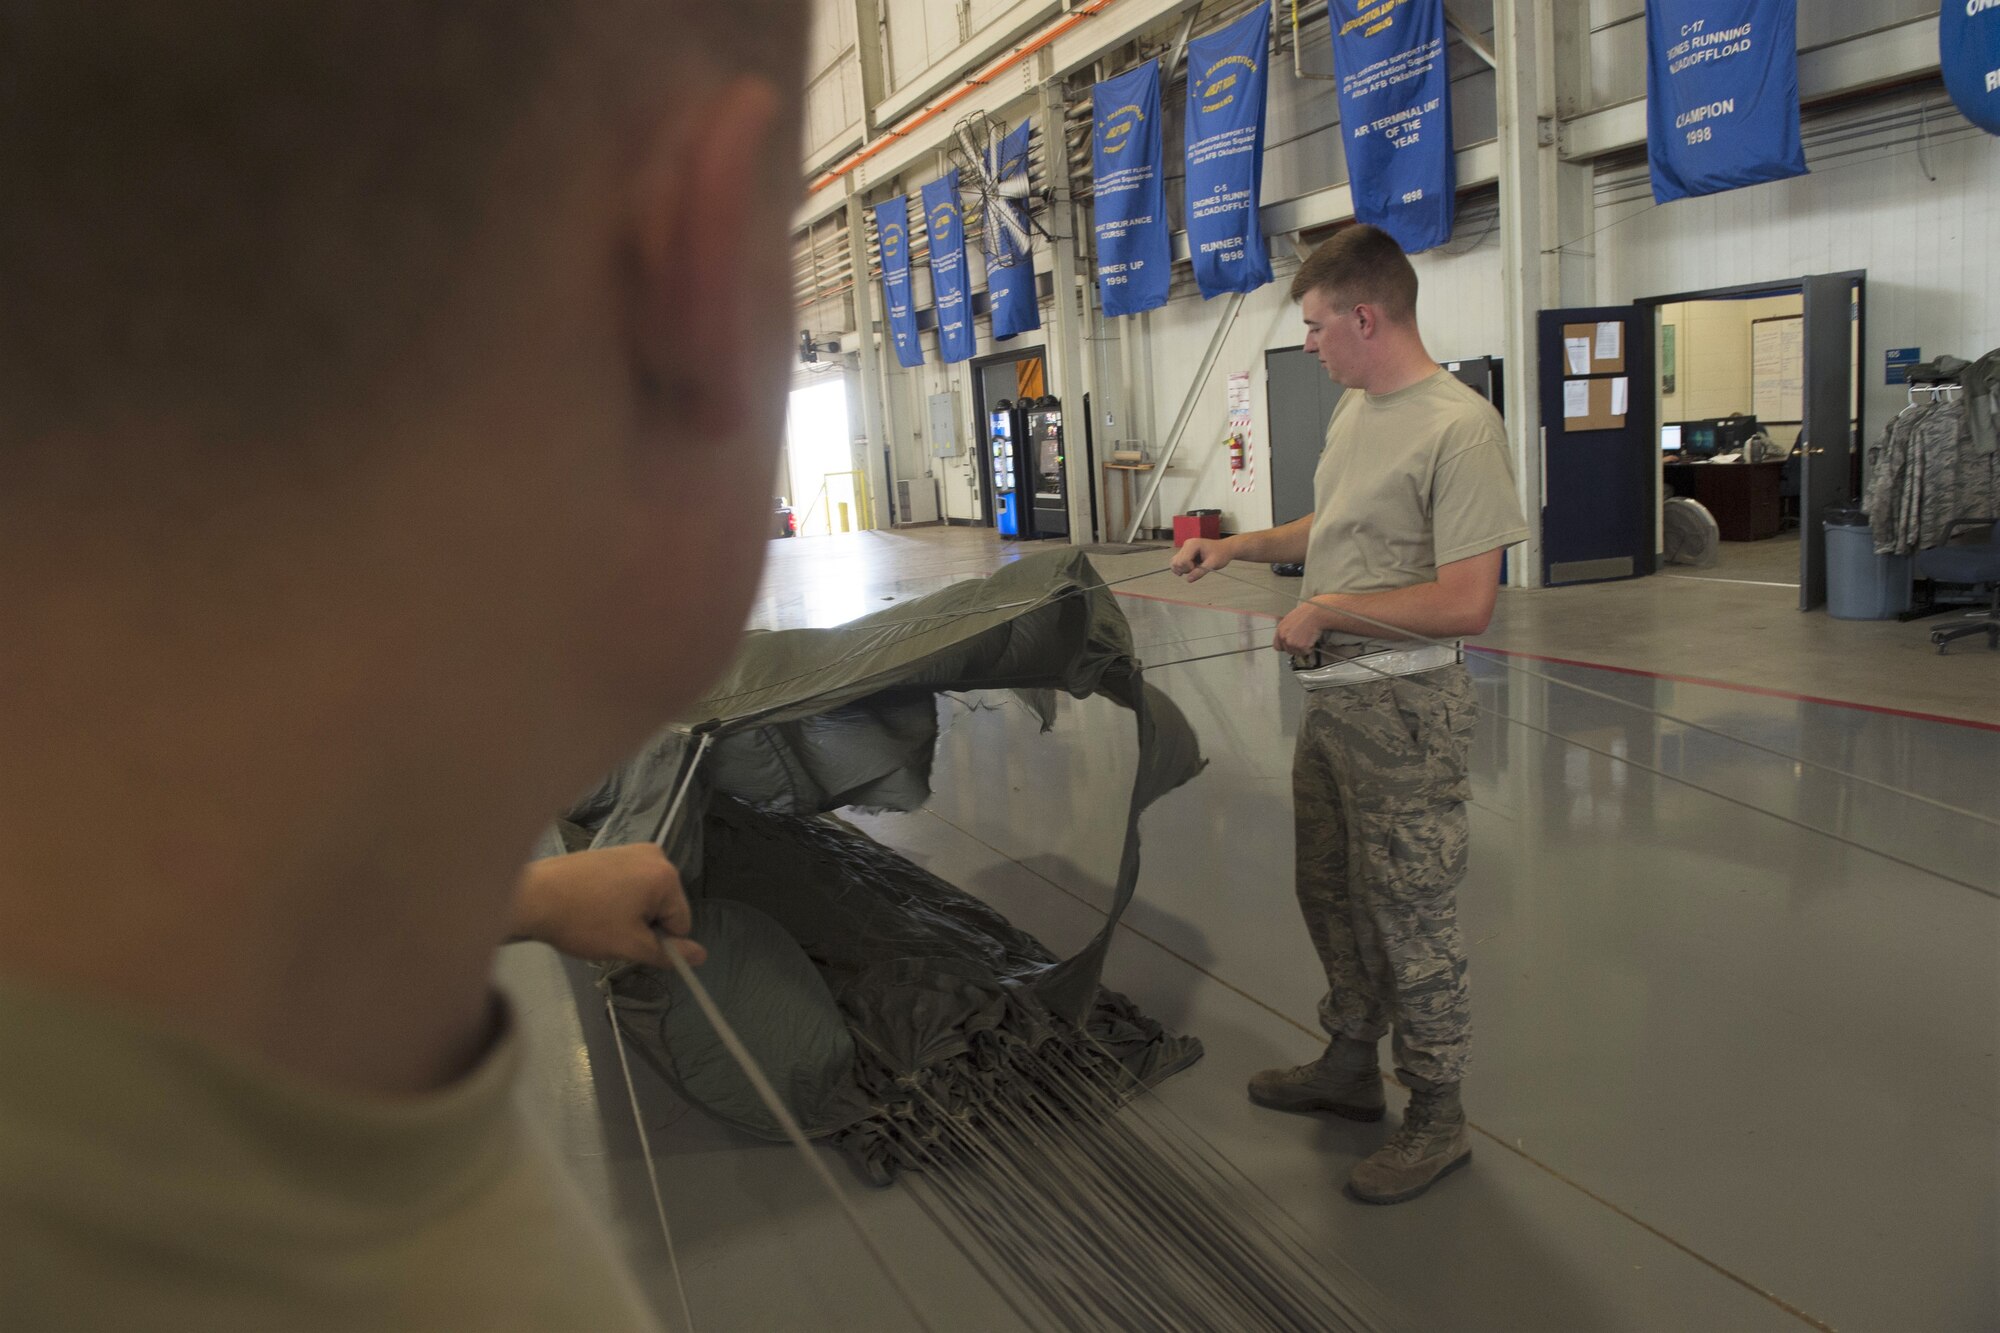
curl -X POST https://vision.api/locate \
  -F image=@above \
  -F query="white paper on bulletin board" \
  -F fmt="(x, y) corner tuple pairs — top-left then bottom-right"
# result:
(1752, 315), (1804, 423)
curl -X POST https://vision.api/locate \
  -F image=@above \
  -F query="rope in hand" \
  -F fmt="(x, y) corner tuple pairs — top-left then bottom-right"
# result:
(1122, 546), (1999, 833)
(1219, 563), (2000, 831)
(766, 551), (1996, 841)
(605, 733), (938, 1333)
(725, 548), (1998, 874)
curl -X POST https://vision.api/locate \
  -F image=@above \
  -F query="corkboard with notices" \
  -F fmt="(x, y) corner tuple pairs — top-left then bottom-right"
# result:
(1559, 318), (1629, 432)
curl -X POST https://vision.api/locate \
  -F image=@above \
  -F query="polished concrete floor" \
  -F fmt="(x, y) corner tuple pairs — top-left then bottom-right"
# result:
(507, 526), (1998, 1333)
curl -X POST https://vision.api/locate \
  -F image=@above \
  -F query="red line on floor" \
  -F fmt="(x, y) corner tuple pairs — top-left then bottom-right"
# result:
(1113, 588), (2000, 734)
(1469, 646), (2000, 734)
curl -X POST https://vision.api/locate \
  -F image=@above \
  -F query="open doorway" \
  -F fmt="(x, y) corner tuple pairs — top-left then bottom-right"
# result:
(1644, 273), (1863, 607)
(786, 375), (861, 537)
(1654, 291), (1806, 584)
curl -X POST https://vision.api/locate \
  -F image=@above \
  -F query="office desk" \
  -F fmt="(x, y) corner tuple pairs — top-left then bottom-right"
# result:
(1663, 460), (1785, 541)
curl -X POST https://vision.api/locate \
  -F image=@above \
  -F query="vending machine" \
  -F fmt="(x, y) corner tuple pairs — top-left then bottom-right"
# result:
(1025, 395), (1067, 540)
(988, 399), (1035, 539)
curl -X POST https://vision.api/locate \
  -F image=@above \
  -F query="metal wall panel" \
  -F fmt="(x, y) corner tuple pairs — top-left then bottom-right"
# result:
(804, 0), (864, 165)
(1589, 0), (1939, 108)
(885, 0), (962, 93)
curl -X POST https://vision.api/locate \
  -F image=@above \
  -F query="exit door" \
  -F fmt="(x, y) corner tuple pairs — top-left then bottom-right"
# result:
(1537, 307), (1657, 584)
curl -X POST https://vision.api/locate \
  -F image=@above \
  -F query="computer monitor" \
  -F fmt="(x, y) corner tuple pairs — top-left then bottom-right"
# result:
(1661, 424), (1682, 454)
(1713, 415), (1760, 454)
(1681, 422), (1718, 458)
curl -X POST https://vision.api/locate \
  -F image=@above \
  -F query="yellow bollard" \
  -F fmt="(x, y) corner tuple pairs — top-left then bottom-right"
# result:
(838, 502), (851, 533)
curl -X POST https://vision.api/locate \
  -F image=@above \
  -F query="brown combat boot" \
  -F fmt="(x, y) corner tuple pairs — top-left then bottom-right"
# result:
(1346, 1075), (1471, 1204)
(1246, 1037), (1385, 1121)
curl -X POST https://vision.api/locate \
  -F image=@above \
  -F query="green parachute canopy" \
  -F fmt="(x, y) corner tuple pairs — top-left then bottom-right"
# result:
(558, 549), (1206, 1180)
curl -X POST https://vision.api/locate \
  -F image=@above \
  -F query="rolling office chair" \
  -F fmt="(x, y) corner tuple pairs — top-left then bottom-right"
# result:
(1915, 518), (2000, 653)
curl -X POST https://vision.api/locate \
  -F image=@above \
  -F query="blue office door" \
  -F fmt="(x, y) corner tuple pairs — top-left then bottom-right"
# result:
(1537, 306), (1657, 585)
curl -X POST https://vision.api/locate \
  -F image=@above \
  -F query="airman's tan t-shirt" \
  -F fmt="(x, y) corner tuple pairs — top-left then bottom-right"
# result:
(0, 975), (658, 1332)
(1303, 370), (1529, 646)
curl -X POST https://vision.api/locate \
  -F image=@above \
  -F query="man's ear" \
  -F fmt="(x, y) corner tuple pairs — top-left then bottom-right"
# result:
(626, 77), (788, 438)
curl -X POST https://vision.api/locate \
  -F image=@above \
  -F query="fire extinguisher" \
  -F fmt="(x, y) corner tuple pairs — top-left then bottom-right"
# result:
(1227, 432), (1245, 471)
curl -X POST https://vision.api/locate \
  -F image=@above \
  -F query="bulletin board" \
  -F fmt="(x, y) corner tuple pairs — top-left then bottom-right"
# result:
(1561, 318), (1629, 432)
(1562, 321), (1626, 375)
(1751, 315), (1803, 424)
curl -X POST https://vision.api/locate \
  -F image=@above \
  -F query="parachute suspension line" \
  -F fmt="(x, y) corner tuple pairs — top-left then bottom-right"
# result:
(604, 992), (698, 1333)
(1192, 565), (1997, 901)
(656, 941), (938, 1332)
(648, 732), (714, 848)
(624, 735), (937, 1329)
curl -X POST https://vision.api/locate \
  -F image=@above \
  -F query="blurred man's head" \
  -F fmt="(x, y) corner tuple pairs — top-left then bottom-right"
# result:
(0, 2), (808, 813)
(1290, 225), (1421, 390)
(0, 5), (811, 1079)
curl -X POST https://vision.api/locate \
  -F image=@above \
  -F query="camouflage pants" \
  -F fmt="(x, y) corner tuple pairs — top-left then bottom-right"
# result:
(1292, 664), (1476, 1086)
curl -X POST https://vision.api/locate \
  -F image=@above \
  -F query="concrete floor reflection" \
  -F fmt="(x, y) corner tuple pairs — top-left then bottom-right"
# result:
(511, 528), (1998, 1332)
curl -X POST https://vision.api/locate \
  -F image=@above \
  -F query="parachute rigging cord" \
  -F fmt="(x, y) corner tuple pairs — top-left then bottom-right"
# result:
(747, 559), (1995, 847)
(596, 550), (1989, 1329)
(603, 618), (1405, 1331)
(609, 738), (938, 1333)
(1194, 563), (1996, 901)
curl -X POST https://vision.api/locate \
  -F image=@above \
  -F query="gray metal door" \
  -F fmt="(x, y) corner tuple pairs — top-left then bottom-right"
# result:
(1798, 273), (1862, 610)
(1265, 347), (1344, 526)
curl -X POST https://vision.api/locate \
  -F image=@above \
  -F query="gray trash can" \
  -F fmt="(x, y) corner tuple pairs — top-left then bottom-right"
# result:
(1824, 509), (1912, 619)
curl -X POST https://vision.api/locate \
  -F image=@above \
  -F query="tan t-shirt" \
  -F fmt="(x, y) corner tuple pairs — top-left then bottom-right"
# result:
(1303, 369), (1529, 645)
(0, 976), (659, 1332)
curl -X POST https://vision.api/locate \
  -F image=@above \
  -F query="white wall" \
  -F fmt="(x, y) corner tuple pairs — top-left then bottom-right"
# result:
(1175, 7), (1498, 224)
(1586, 0), (1940, 107)
(1595, 96), (2000, 448)
(1109, 2), (1507, 535)
(860, 88), (1070, 527)
(1129, 66), (2000, 537)
(803, 0), (865, 171)
(875, 308), (1058, 526)
(1122, 208), (1508, 534)
(883, 0), (1062, 103)
(819, 2), (1999, 545)
(1658, 294), (1802, 423)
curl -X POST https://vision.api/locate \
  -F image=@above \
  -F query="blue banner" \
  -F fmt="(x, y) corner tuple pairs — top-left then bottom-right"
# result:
(1645, 0), (1807, 203)
(1091, 60), (1171, 318)
(874, 198), (923, 369)
(1326, 0), (1456, 254)
(986, 118), (1041, 341)
(1185, 7), (1274, 298)
(1941, 2), (2000, 136)
(921, 171), (975, 363)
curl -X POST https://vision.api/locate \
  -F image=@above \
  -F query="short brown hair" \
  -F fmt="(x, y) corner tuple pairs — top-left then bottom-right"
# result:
(1288, 224), (1418, 322)
(0, 3), (804, 449)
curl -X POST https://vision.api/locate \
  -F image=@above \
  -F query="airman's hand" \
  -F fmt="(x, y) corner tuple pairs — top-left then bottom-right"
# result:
(1170, 537), (1233, 582)
(510, 844), (706, 968)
